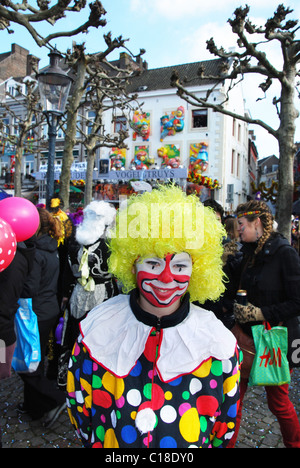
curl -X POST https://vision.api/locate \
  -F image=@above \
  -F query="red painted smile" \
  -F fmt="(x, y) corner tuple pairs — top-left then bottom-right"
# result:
(135, 253), (192, 308)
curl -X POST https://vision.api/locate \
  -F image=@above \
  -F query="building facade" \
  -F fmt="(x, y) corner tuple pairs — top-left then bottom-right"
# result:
(99, 55), (251, 211)
(0, 46), (255, 211)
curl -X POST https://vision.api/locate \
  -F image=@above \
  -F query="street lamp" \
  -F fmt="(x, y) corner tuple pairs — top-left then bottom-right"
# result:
(37, 50), (73, 208)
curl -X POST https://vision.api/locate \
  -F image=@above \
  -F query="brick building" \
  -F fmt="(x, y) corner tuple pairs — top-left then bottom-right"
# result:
(0, 43), (38, 82)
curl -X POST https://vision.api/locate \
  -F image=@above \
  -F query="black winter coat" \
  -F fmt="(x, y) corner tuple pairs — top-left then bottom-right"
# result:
(22, 234), (60, 322)
(0, 238), (36, 346)
(224, 232), (300, 335)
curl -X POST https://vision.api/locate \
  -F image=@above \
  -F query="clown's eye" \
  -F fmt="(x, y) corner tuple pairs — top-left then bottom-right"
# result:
(145, 260), (161, 269)
(174, 262), (188, 270)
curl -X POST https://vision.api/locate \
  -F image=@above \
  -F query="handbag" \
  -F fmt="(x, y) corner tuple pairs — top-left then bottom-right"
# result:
(230, 323), (256, 379)
(249, 322), (290, 387)
(12, 298), (41, 373)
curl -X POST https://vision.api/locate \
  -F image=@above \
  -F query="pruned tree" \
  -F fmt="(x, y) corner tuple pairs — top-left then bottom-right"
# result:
(75, 60), (140, 206)
(60, 38), (143, 207)
(0, 77), (44, 196)
(171, 4), (300, 240)
(0, 0), (110, 195)
(0, 0), (107, 50)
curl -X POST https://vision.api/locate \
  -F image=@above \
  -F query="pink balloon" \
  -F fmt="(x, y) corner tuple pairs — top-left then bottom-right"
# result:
(0, 217), (17, 272)
(0, 197), (39, 242)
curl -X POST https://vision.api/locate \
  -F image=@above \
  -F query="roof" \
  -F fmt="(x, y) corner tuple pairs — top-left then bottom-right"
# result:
(258, 155), (279, 166)
(125, 58), (226, 94)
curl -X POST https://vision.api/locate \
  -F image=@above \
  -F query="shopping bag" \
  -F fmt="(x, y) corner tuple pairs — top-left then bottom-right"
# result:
(12, 298), (41, 373)
(249, 322), (290, 386)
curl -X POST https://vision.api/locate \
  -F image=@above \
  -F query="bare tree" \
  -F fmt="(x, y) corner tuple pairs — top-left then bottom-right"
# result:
(0, 0), (107, 50)
(60, 39), (143, 207)
(76, 61), (140, 206)
(171, 4), (300, 240)
(0, 78), (44, 196)
(0, 0), (111, 197)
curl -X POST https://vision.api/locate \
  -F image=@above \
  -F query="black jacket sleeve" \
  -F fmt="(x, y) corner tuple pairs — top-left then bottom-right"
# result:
(261, 245), (300, 323)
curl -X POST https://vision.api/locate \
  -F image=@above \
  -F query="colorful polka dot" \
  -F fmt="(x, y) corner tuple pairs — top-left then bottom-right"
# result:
(116, 395), (125, 408)
(179, 402), (191, 416)
(102, 372), (124, 400)
(121, 425), (137, 444)
(189, 377), (202, 395)
(210, 379), (218, 389)
(160, 405), (177, 424)
(179, 407), (200, 443)
(130, 360), (142, 377)
(160, 436), (177, 448)
(127, 389), (142, 407)
(196, 395), (219, 417)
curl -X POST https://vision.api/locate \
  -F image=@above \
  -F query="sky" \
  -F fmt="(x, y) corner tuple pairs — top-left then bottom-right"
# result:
(0, 0), (300, 160)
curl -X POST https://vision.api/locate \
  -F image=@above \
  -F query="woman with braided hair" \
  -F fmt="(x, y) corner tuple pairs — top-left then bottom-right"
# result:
(225, 199), (300, 448)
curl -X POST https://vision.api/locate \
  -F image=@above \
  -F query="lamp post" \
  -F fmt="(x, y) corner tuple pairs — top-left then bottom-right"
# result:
(37, 50), (73, 208)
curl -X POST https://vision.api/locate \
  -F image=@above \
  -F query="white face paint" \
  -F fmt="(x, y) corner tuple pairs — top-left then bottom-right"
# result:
(135, 252), (192, 307)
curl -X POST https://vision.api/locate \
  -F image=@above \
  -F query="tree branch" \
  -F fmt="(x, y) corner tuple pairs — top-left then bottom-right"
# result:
(0, 0), (107, 48)
(172, 75), (278, 138)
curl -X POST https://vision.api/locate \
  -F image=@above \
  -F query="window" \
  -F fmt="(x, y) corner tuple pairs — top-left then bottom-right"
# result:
(192, 109), (208, 128)
(114, 116), (127, 133)
(57, 123), (66, 140)
(237, 153), (240, 177)
(231, 149), (235, 175)
(87, 110), (96, 135)
(2, 118), (9, 136)
(12, 117), (19, 136)
(8, 86), (15, 97)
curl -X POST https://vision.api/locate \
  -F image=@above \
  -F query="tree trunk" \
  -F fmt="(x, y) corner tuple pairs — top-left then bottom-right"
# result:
(276, 66), (298, 242)
(84, 147), (96, 206)
(60, 58), (86, 209)
(14, 146), (23, 197)
(84, 107), (103, 207)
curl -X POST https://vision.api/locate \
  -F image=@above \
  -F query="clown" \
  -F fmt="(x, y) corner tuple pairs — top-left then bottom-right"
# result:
(67, 185), (241, 448)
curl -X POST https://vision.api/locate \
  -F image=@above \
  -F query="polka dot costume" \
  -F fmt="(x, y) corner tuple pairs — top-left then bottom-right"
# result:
(67, 293), (241, 448)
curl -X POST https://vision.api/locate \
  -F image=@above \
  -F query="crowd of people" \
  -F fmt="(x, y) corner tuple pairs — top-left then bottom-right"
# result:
(0, 186), (300, 449)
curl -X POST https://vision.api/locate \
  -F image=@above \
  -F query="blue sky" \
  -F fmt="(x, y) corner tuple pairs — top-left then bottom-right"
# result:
(0, 0), (300, 159)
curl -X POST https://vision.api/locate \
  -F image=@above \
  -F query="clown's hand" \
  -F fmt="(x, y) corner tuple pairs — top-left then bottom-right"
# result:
(233, 302), (264, 324)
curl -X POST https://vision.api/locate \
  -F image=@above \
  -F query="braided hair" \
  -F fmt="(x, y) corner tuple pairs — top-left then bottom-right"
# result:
(235, 200), (274, 255)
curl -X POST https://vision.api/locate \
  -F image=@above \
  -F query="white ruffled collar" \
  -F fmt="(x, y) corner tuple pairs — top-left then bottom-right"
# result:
(79, 293), (237, 382)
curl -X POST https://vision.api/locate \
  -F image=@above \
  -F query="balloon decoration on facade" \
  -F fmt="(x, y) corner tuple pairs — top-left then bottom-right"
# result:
(187, 142), (220, 189)
(189, 142), (209, 174)
(160, 106), (185, 141)
(157, 145), (181, 168)
(130, 111), (150, 141)
(109, 148), (126, 170)
(131, 146), (154, 169)
(187, 172), (221, 189)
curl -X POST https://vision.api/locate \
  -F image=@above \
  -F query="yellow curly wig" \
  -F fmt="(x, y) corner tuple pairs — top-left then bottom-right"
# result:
(108, 185), (226, 303)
